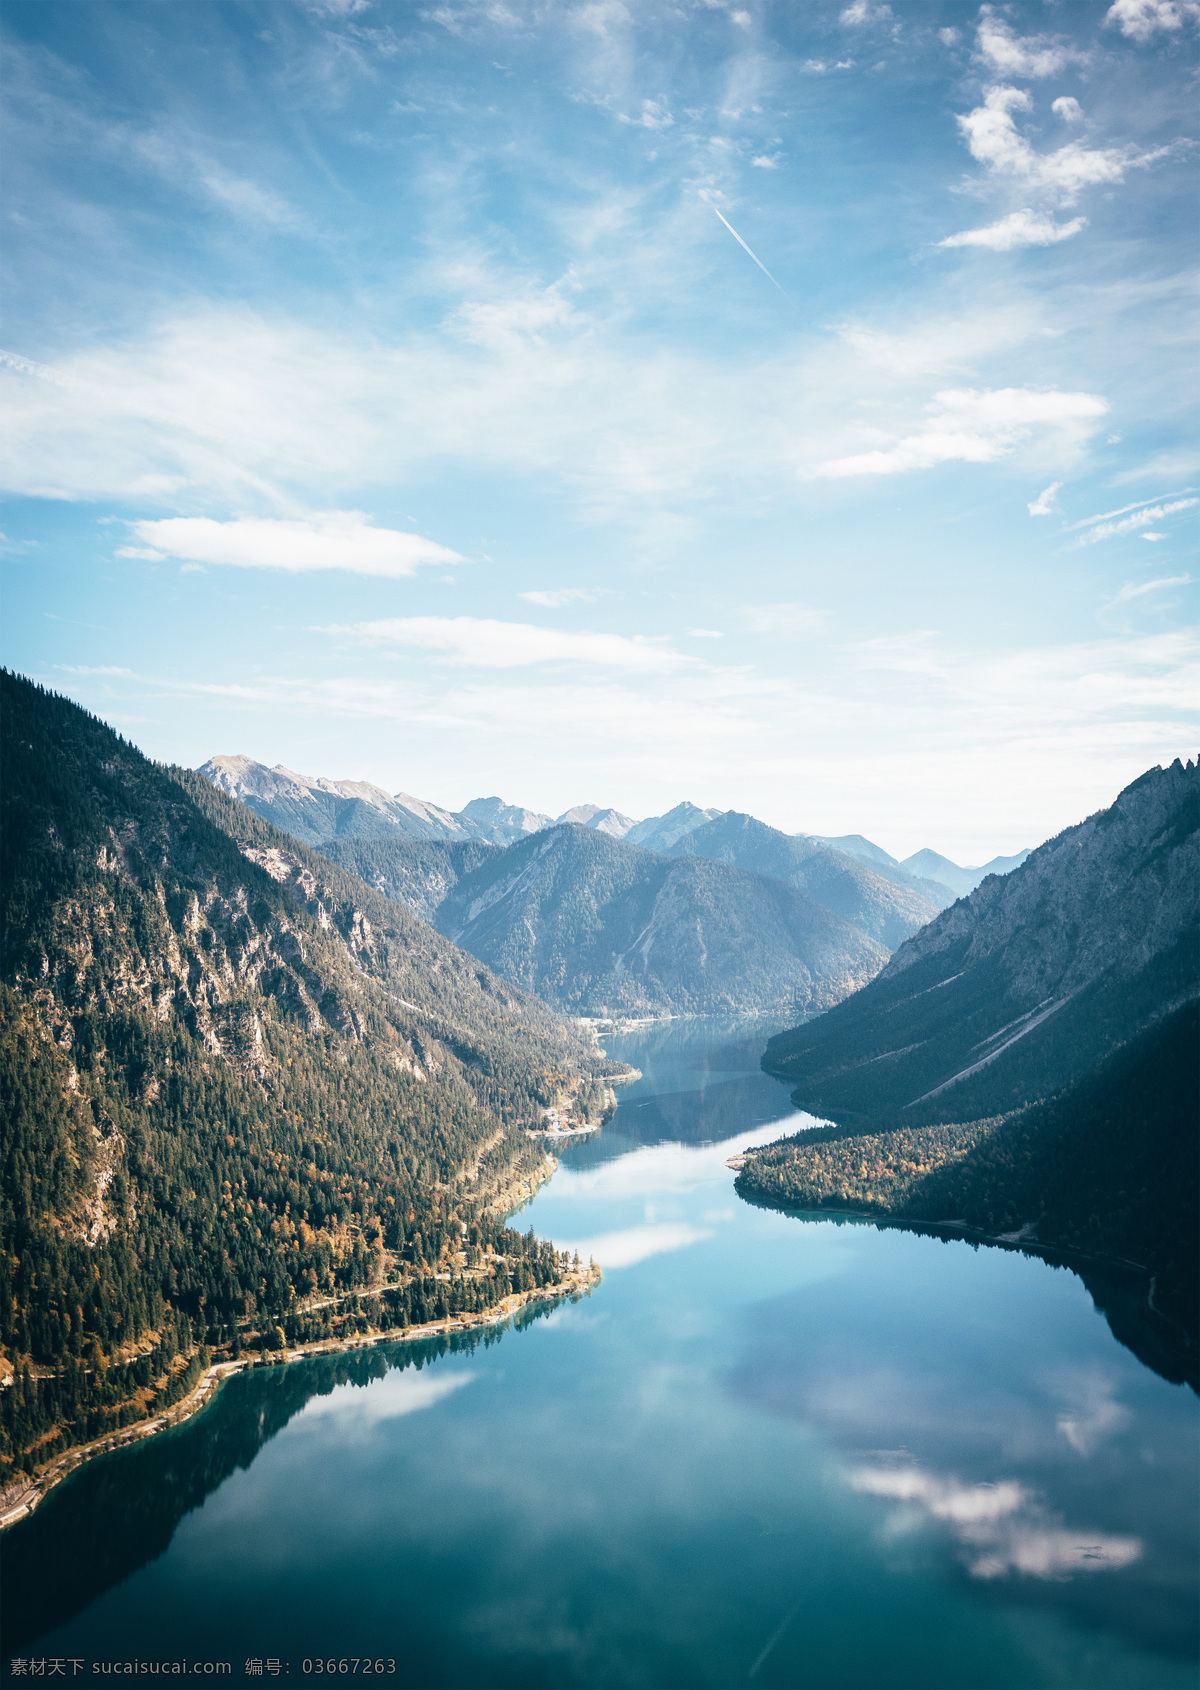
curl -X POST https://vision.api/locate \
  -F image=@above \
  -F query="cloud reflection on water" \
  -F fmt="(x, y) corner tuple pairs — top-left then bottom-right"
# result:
(563, 1222), (713, 1269)
(849, 1462), (1142, 1581)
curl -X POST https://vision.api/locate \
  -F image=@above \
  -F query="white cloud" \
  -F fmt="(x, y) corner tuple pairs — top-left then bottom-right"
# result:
(618, 97), (673, 129)
(688, 627), (724, 638)
(976, 14), (1088, 78)
(939, 210), (1086, 251)
(1141, 532), (1165, 541)
(939, 27), (960, 46)
(1052, 96), (1084, 123)
(751, 154), (780, 169)
(1110, 574), (1191, 602)
(840, 0), (891, 23)
(850, 1463), (1142, 1581)
(1071, 496), (1198, 545)
(818, 387), (1108, 478)
(519, 588), (598, 607)
(319, 614), (697, 672)
(955, 86), (1165, 206)
(1106, 0), (1200, 39)
(1028, 482), (1061, 516)
(125, 513), (464, 577)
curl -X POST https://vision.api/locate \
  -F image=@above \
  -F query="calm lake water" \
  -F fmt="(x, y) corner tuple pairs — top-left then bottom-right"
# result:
(3, 1018), (1197, 1689)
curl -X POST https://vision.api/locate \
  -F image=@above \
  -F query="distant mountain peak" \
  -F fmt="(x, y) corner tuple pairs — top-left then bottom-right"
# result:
(555, 804), (639, 838)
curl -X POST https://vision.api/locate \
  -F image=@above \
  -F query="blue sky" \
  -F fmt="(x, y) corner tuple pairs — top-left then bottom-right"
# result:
(2, 0), (1196, 860)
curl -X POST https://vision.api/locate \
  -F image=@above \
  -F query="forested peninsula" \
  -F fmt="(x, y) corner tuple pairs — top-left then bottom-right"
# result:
(0, 673), (625, 1498)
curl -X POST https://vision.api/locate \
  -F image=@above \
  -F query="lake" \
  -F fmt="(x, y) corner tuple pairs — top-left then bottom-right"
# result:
(3, 1017), (1197, 1689)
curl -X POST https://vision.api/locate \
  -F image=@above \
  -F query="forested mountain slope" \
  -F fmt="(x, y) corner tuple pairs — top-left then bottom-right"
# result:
(432, 824), (889, 1018)
(761, 759), (1198, 1128)
(664, 812), (950, 947)
(0, 674), (620, 1482)
(739, 1001), (1199, 1343)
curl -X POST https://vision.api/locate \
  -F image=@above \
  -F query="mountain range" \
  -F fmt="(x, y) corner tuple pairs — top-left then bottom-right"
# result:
(277, 817), (950, 1018)
(200, 755), (1043, 1020)
(199, 755), (1022, 894)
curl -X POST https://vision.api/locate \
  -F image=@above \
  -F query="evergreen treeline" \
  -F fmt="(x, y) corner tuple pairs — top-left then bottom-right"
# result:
(0, 672), (608, 1480)
(739, 1001), (1199, 1336)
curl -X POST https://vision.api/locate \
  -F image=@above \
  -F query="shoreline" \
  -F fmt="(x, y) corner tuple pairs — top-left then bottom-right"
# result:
(0, 1265), (600, 1535)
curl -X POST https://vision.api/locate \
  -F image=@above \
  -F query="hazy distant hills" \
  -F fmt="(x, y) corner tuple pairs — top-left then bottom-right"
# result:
(819, 832), (1031, 896)
(762, 758), (1199, 1128)
(901, 845), (1031, 898)
(431, 823), (889, 1018)
(664, 813), (948, 949)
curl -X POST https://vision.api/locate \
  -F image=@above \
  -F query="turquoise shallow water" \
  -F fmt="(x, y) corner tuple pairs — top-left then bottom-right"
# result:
(3, 1018), (1197, 1689)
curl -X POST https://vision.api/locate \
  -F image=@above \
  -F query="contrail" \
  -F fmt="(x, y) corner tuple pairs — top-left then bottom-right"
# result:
(708, 202), (787, 296)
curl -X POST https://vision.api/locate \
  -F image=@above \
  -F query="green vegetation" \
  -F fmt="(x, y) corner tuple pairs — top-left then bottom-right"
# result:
(739, 1002), (1199, 1335)
(0, 672), (613, 1482)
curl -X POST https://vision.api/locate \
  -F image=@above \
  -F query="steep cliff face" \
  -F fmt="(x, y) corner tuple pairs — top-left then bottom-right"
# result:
(432, 824), (889, 1018)
(762, 760), (1199, 1127)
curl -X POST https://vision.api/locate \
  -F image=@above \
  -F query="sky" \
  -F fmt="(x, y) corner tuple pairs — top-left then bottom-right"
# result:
(1, 0), (1197, 862)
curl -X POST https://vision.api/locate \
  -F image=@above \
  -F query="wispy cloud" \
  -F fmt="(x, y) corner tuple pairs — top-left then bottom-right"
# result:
(1109, 574), (1190, 603)
(1069, 495), (1198, 545)
(839, 1), (891, 25)
(975, 13), (1089, 79)
(519, 587), (598, 607)
(818, 387), (1108, 478)
(318, 615), (698, 672)
(1028, 482), (1061, 516)
(939, 210), (1086, 252)
(124, 514), (464, 576)
(1106, 0), (1200, 40)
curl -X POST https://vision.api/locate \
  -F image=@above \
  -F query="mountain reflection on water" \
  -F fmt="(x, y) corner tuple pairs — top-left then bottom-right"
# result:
(2, 1016), (1196, 1690)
